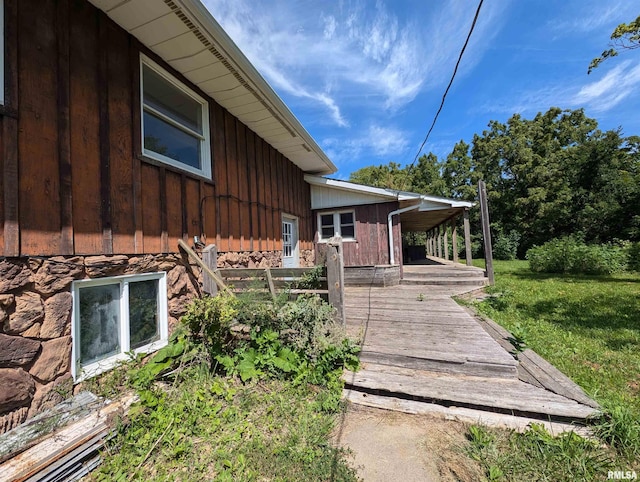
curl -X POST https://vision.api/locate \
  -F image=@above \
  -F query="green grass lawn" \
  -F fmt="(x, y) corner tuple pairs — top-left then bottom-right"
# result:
(465, 259), (640, 476)
(472, 259), (640, 417)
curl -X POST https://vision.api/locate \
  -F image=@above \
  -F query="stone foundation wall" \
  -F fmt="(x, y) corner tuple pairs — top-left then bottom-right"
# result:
(0, 248), (294, 434)
(215, 249), (314, 268)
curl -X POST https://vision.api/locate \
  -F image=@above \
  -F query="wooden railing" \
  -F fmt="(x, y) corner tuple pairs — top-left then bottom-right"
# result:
(179, 237), (346, 325)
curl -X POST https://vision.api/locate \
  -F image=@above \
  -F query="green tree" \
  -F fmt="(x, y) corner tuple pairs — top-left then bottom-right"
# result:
(589, 15), (640, 73)
(348, 162), (409, 190)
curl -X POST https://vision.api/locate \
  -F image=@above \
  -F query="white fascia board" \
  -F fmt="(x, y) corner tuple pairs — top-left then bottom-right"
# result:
(173, 0), (336, 175)
(304, 175), (399, 200)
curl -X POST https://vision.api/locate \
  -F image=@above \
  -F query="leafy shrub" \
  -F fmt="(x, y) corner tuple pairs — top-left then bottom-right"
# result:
(526, 237), (628, 274)
(626, 242), (640, 272)
(493, 230), (521, 260)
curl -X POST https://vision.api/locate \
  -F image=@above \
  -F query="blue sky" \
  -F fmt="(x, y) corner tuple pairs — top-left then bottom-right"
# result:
(203, 0), (640, 178)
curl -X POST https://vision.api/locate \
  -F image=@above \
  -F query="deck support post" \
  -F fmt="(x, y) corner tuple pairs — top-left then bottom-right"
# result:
(202, 244), (218, 296)
(463, 209), (472, 266)
(327, 236), (346, 326)
(443, 225), (449, 261)
(451, 218), (458, 264)
(478, 180), (495, 285)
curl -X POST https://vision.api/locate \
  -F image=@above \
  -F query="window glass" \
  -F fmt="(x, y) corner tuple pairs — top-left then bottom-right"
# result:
(129, 280), (160, 350)
(78, 284), (121, 366)
(341, 225), (355, 238)
(340, 212), (354, 225)
(143, 111), (201, 169)
(142, 64), (202, 134)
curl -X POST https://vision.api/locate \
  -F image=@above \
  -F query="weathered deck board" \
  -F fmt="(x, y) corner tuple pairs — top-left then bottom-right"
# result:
(344, 265), (599, 421)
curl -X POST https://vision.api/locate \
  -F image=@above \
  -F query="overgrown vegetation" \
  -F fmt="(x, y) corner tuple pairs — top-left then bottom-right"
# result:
(466, 260), (640, 479)
(87, 291), (360, 481)
(526, 237), (630, 275)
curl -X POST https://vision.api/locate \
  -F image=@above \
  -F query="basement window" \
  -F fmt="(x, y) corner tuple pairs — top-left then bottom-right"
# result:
(72, 272), (168, 381)
(317, 210), (356, 241)
(140, 55), (211, 178)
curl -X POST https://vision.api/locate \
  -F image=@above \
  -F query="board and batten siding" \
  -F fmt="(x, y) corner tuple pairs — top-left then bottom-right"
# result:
(0, 0), (313, 258)
(315, 202), (402, 267)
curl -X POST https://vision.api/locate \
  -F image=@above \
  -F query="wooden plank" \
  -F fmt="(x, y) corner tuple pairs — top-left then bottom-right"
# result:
(141, 164), (161, 253)
(254, 137), (265, 251)
(107, 21), (136, 254)
(18, 0), (61, 255)
(264, 268), (277, 300)
(130, 39), (144, 253)
(212, 104), (227, 251)
(98, 13), (112, 254)
(262, 142), (273, 251)
(246, 131), (258, 251)
(202, 244), (218, 296)
(185, 177), (200, 243)
(160, 168), (169, 251)
(180, 174), (188, 241)
(165, 172), (182, 250)
(225, 111), (241, 251)
(69, 0), (101, 255)
(57, 0), (73, 255)
(178, 239), (231, 294)
(236, 123), (251, 251)
(201, 182), (216, 243)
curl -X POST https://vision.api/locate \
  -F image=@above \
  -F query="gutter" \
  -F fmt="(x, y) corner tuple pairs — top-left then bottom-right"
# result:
(387, 204), (421, 265)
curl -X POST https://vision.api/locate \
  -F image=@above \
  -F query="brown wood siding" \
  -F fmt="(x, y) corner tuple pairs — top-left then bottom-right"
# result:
(314, 202), (401, 267)
(1, 0), (313, 258)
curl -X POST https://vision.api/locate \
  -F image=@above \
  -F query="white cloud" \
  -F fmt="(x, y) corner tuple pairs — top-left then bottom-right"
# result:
(572, 61), (640, 112)
(322, 124), (410, 164)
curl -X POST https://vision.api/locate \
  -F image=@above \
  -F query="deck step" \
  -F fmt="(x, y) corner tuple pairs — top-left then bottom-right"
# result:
(400, 277), (488, 286)
(359, 350), (518, 379)
(402, 269), (486, 279)
(344, 363), (599, 421)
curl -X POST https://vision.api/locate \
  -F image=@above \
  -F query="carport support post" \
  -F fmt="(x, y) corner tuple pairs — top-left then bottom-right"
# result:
(443, 225), (449, 261)
(463, 208), (472, 267)
(451, 218), (458, 263)
(478, 180), (495, 285)
(437, 225), (443, 258)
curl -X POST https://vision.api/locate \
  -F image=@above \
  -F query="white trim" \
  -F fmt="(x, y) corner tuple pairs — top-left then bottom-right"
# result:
(0, 0), (4, 106)
(281, 213), (299, 268)
(140, 54), (211, 179)
(317, 209), (356, 242)
(71, 272), (168, 382)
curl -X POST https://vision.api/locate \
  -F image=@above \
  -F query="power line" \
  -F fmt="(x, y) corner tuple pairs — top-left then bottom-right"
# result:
(407, 0), (484, 173)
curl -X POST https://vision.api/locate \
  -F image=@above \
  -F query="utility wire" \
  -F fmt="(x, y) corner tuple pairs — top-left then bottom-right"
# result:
(406, 0), (484, 175)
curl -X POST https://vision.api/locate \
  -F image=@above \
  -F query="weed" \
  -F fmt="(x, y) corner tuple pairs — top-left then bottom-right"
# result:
(417, 293), (425, 302)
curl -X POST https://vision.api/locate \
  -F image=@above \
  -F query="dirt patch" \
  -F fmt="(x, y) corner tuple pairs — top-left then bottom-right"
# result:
(333, 404), (484, 482)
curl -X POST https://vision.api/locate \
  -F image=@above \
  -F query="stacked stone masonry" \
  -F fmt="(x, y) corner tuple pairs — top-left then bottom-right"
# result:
(0, 248), (308, 434)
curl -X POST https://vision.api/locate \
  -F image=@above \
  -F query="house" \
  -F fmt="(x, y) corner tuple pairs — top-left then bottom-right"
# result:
(306, 175), (474, 284)
(0, 0), (337, 432)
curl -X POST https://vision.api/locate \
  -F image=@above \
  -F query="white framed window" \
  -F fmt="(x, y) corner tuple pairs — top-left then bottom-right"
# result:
(140, 54), (211, 178)
(317, 210), (356, 241)
(0, 0), (4, 106)
(71, 272), (168, 381)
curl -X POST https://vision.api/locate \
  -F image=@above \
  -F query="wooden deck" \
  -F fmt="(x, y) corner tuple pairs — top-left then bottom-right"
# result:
(343, 272), (599, 422)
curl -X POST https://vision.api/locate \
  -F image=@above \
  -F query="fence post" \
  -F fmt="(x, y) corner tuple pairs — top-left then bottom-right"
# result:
(326, 236), (346, 326)
(202, 244), (218, 296)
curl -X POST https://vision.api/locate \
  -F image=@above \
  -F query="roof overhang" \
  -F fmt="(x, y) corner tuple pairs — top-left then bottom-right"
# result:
(89, 0), (336, 175)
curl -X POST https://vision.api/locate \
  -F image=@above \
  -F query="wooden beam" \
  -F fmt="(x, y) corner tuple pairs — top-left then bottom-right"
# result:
(177, 239), (232, 295)
(326, 236), (345, 326)
(436, 225), (442, 259)
(443, 224), (449, 261)
(478, 180), (495, 285)
(202, 244), (218, 296)
(57, 0), (73, 254)
(98, 14), (112, 254)
(264, 267), (277, 301)
(463, 208), (472, 267)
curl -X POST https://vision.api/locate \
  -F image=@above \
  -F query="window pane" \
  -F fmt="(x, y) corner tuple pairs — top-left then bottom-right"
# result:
(340, 212), (353, 225)
(79, 284), (120, 366)
(320, 214), (333, 227)
(144, 111), (201, 169)
(129, 280), (160, 350)
(341, 225), (355, 238)
(143, 64), (202, 134)
(321, 226), (334, 238)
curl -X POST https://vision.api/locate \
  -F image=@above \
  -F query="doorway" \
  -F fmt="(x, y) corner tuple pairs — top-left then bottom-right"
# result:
(282, 215), (299, 268)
